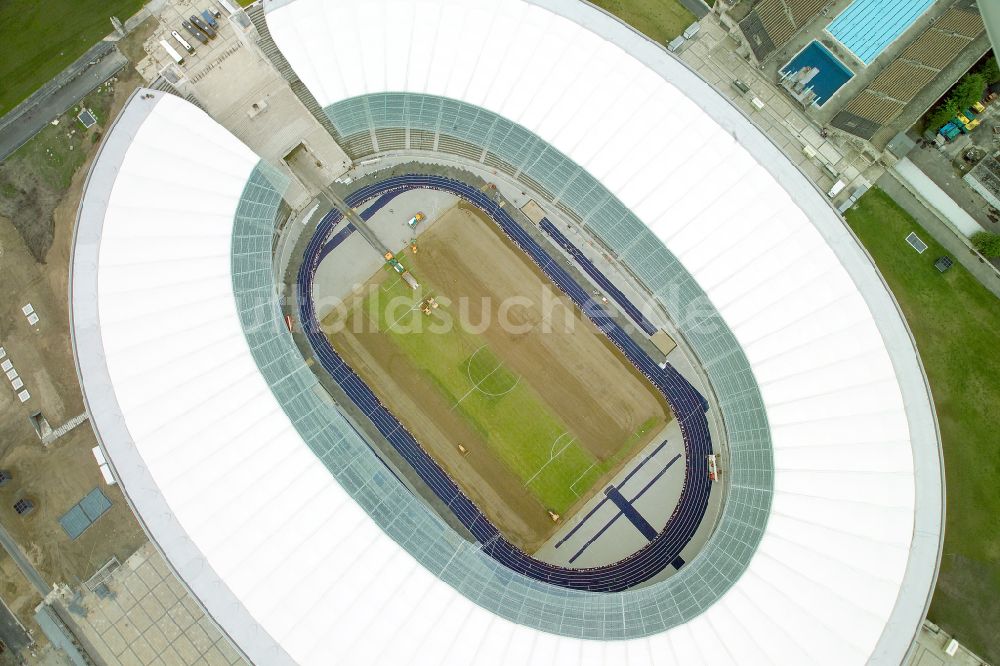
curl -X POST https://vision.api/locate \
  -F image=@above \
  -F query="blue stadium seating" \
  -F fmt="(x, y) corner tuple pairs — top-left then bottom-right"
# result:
(539, 219), (658, 335)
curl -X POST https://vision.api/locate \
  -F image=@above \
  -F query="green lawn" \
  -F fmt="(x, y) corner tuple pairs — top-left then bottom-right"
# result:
(3, 82), (116, 191)
(845, 188), (1000, 664)
(349, 274), (634, 513)
(591, 0), (696, 43)
(0, 0), (145, 115)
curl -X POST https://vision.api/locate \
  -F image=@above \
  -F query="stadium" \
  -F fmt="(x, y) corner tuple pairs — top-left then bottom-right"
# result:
(69, 0), (942, 664)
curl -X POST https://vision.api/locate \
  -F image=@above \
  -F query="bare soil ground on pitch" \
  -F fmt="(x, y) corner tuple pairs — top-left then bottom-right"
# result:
(326, 204), (670, 551)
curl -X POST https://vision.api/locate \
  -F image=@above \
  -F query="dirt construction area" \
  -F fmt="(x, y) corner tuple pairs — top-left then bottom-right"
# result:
(325, 203), (671, 552)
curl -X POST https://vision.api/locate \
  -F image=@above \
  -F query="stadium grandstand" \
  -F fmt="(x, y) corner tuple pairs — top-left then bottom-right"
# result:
(737, 0), (831, 62)
(722, 0), (989, 149)
(831, 2), (986, 141)
(70, 0), (943, 664)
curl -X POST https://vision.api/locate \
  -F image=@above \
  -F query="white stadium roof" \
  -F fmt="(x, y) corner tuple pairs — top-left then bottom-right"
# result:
(71, 0), (942, 664)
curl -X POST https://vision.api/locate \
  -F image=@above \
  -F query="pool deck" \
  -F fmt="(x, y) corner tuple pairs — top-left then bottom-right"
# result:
(756, 0), (962, 126)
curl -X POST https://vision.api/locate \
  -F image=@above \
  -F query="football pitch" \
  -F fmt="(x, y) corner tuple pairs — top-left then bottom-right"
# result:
(326, 204), (670, 549)
(360, 276), (658, 514)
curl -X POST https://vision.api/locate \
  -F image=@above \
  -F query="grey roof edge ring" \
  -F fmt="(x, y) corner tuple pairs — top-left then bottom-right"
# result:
(68, 88), (296, 666)
(233, 86), (773, 635)
(523, 0), (945, 659)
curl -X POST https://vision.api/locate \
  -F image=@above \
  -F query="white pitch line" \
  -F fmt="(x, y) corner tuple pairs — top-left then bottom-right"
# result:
(464, 345), (520, 398)
(452, 354), (508, 410)
(524, 432), (576, 487)
(382, 275), (403, 291)
(384, 304), (421, 332)
(382, 290), (437, 332)
(569, 461), (598, 496)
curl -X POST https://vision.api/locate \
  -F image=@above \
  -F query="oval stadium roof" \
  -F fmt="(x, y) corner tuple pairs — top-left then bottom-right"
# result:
(71, 0), (942, 664)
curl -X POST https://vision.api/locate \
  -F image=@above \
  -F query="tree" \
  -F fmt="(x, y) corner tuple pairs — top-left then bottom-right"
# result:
(925, 73), (986, 131)
(976, 57), (1000, 85)
(971, 231), (1000, 257)
(952, 73), (987, 109)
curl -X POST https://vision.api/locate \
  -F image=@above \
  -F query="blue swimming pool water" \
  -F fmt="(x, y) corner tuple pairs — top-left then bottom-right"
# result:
(827, 0), (934, 65)
(780, 41), (854, 107)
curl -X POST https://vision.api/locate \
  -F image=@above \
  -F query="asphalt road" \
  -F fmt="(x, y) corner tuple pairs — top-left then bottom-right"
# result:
(0, 42), (129, 162)
(679, 0), (710, 19)
(0, 594), (31, 653)
(0, 520), (50, 596)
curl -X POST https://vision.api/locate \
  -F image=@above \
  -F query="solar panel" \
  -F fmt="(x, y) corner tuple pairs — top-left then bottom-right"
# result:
(80, 488), (113, 521)
(905, 232), (928, 253)
(59, 505), (91, 539)
(934, 256), (953, 272)
(59, 488), (112, 539)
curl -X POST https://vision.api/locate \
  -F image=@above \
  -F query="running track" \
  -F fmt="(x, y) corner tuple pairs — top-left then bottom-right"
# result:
(296, 174), (713, 591)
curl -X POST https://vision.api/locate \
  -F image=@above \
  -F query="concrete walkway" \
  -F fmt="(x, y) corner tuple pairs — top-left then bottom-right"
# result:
(0, 520), (50, 595)
(877, 173), (1000, 299)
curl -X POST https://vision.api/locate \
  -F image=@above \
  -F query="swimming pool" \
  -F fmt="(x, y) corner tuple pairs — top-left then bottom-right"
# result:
(827, 0), (934, 65)
(780, 41), (854, 107)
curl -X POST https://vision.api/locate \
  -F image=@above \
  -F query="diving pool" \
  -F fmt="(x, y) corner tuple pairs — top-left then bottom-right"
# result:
(827, 0), (934, 65)
(780, 41), (854, 107)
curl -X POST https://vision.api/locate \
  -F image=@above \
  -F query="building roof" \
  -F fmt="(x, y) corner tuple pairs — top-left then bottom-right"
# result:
(71, 0), (942, 664)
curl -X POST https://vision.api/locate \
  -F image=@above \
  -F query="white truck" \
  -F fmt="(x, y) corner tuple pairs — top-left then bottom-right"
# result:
(171, 30), (195, 55)
(159, 39), (185, 65)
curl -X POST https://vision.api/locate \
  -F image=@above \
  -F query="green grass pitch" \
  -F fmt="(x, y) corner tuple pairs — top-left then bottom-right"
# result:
(352, 275), (632, 514)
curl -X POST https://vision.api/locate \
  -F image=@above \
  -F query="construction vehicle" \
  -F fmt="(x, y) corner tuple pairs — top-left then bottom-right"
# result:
(401, 272), (419, 290)
(406, 212), (426, 228)
(939, 121), (962, 141)
(707, 454), (720, 481)
(420, 296), (440, 313)
(171, 30), (195, 54)
(182, 20), (209, 44)
(962, 108), (981, 131)
(410, 239), (418, 254)
(159, 39), (185, 65)
(190, 14), (216, 38)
